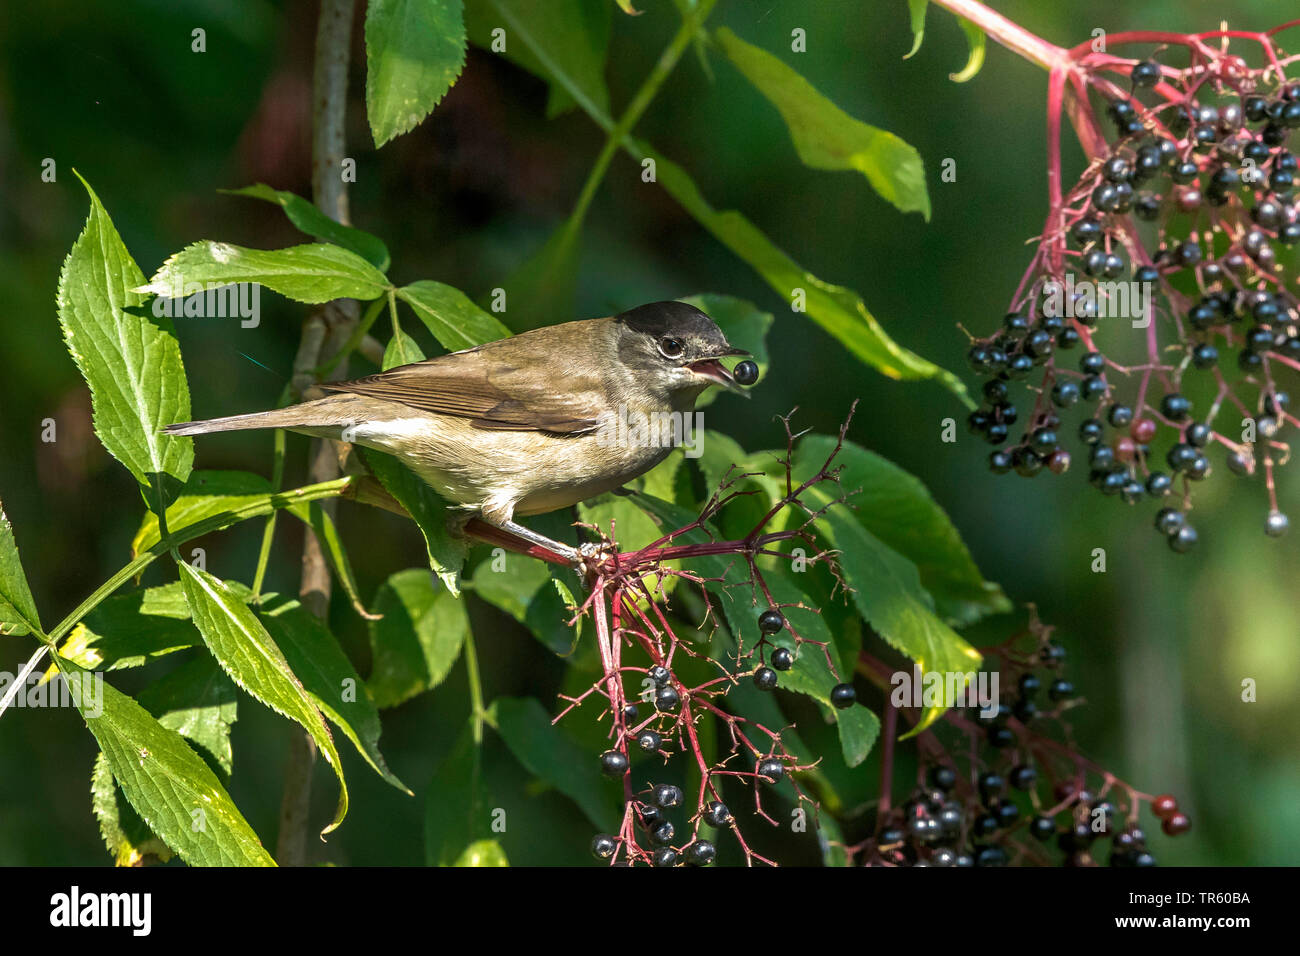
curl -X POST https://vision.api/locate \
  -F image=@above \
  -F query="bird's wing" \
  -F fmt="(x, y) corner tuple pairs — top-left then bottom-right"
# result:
(319, 344), (605, 434)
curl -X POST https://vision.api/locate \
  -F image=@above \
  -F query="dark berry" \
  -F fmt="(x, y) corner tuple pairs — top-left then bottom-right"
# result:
(1168, 525), (1199, 552)
(600, 750), (629, 776)
(655, 685), (680, 712)
(753, 667), (778, 691)
(1048, 679), (1075, 701)
(758, 609), (784, 635)
(653, 847), (677, 867)
(637, 730), (662, 753)
(648, 665), (670, 685)
(591, 834), (617, 859)
(1155, 507), (1185, 535)
(1010, 765), (1038, 790)
(1130, 59), (1160, 86)
(756, 758), (785, 784)
(699, 802), (729, 831)
(686, 840), (716, 866)
(1051, 381), (1080, 407)
(1146, 471), (1172, 496)
(654, 784), (683, 809)
(830, 683), (857, 709)
(770, 646), (794, 671)
(928, 765), (957, 792)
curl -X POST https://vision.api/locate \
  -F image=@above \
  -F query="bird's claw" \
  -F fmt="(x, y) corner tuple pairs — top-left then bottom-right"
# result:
(576, 540), (617, 576)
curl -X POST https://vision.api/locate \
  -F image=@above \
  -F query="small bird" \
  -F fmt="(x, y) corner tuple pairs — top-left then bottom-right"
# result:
(166, 300), (756, 561)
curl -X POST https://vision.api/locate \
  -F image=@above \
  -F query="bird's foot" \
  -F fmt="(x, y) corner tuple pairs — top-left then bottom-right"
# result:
(576, 540), (618, 577)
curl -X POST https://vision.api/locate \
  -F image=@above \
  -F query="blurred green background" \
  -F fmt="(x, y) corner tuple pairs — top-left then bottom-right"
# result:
(1, 0), (1296, 865)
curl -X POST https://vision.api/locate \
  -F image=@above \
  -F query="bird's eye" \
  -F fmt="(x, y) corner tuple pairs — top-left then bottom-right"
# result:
(659, 336), (684, 358)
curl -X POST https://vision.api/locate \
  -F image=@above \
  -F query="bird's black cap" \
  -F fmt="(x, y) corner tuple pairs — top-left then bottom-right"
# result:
(616, 300), (748, 357)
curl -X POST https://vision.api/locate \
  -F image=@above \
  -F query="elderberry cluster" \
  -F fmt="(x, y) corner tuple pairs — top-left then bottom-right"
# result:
(588, 606), (857, 866)
(872, 631), (1189, 867)
(967, 56), (1300, 551)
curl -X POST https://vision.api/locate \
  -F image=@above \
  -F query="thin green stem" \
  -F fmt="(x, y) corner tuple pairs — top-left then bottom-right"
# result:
(559, 0), (717, 245)
(316, 294), (387, 377)
(386, 288), (406, 365)
(463, 629), (486, 744)
(252, 384), (293, 600)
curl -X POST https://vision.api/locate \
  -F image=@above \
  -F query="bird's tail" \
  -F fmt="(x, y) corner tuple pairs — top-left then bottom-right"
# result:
(164, 397), (357, 437)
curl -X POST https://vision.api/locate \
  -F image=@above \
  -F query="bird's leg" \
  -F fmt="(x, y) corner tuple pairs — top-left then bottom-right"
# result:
(494, 518), (581, 564)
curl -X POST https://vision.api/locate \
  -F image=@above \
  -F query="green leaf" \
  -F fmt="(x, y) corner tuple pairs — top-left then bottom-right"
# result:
(631, 141), (969, 405)
(466, 0), (611, 119)
(489, 696), (620, 831)
(453, 838), (510, 866)
(221, 184), (391, 271)
(56, 655), (274, 865)
(57, 174), (194, 502)
(425, 722), (492, 865)
(798, 484), (982, 734)
(951, 18), (986, 83)
(361, 449), (467, 594)
(139, 242), (391, 304)
(680, 293), (772, 407)
(471, 546), (582, 656)
(367, 568), (468, 708)
(904, 0), (927, 58)
(137, 655), (239, 777)
(365, 0), (468, 147)
(258, 593), (410, 792)
(55, 590), (199, 673)
(383, 329), (426, 370)
(91, 753), (174, 866)
(397, 280), (511, 351)
(178, 563), (349, 833)
(796, 436), (1010, 626)
(0, 500), (40, 636)
(715, 28), (930, 220)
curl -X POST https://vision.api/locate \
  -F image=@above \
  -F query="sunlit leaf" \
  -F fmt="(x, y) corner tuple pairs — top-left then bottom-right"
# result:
(178, 563), (349, 833)
(139, 242), (391, 304)
(715, 28), (930, 219)
(57, 654), (274, 866)
(58, 174), (193, 505)
(398, 280), (511, 351)
(365, 0), (468, 146)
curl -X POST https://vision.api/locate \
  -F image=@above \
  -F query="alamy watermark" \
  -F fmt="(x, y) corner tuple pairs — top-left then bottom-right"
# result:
(1039, 273), (1153, 328)
(151, 278), (261, 328)
(597, 404), (705, 458)
(0, 669), (103, 718)
(890, 665), (1000, 718)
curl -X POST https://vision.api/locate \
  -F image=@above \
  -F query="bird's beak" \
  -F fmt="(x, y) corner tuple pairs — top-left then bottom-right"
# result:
(687, 344), (751, 396)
